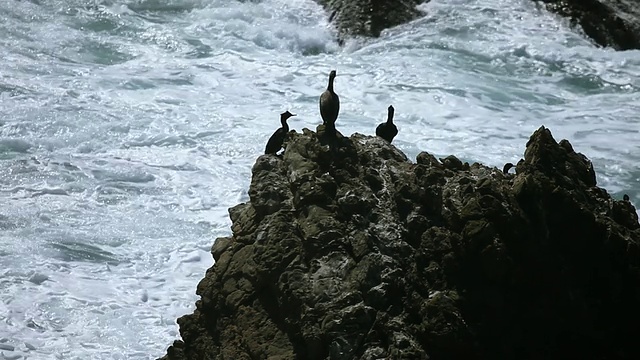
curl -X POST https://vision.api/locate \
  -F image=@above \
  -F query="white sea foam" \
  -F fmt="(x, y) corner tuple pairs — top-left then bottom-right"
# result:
(1, 0), (639, 358)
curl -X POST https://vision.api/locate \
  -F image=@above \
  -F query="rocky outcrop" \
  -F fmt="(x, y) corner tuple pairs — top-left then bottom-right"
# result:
(315, 0), (426, 41)
(159, 126), (640, 360)
(540, 0), (640, 50)
(314, 0), (640, 50)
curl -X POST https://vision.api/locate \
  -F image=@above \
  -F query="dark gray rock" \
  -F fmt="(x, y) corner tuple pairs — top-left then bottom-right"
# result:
(159, 126), (640, 360)
(314, 0), (640, 50)
(540, 0), (640, 50)
(315, 0), (426, 42)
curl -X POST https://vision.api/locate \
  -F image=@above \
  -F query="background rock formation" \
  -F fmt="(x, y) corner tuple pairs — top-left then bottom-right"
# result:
(315, 0), (426, 41)
(159, 126), (640, 360)
(540, 0), (640, 50)
(315, 0), (640, 50)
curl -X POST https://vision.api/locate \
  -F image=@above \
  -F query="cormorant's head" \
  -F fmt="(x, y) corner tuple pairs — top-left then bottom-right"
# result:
(329, 70), (336, 80)
(281, 111), (296, 121)
(387, 105), (395, 119)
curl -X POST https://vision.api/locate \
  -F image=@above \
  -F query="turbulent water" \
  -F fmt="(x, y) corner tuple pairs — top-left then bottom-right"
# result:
(1, 0), (638, 358)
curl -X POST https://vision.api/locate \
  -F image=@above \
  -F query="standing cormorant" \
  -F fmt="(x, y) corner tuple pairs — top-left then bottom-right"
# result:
(319, 70), (340, 131)
(265, 111), (296, 155)
(376, 105), (398, 143)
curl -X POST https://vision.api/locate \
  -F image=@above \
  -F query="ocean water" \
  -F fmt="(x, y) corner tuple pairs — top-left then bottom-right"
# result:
(1, 0), (638, 358)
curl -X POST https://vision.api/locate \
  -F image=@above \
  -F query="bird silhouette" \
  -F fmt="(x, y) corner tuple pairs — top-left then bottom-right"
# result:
(265, 111), (296, 155)
(319, 70), (340, 132)
(375, 105), (398, 143)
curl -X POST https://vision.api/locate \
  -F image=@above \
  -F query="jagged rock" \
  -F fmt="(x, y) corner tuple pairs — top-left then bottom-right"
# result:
(159, 126), (640, 360)
(540, 0), (640, 50)
(314, 0), (640, 50)
(314, 0), (427, 43)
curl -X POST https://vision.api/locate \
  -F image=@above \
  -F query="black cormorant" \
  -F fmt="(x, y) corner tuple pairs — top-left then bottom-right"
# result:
(265, 111), (295, 155)
(319, 70), (340, 131)
(375, 105), (398, 143)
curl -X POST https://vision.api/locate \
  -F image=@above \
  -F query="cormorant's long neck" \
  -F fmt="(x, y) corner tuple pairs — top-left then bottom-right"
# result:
(281, 118), (289, 132)
(387, 113), (394, 124)
(327, 77), (334, 93)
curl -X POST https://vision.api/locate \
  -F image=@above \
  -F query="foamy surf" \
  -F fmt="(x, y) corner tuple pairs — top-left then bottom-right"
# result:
(0, 0), (638, 358)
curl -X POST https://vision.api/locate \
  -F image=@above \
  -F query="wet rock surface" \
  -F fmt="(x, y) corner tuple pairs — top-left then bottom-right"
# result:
(540, 0), (640, 50)
(159, 126), (640, 360)
(314, 0), (426, 42)
(315, 0), (640, 50)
